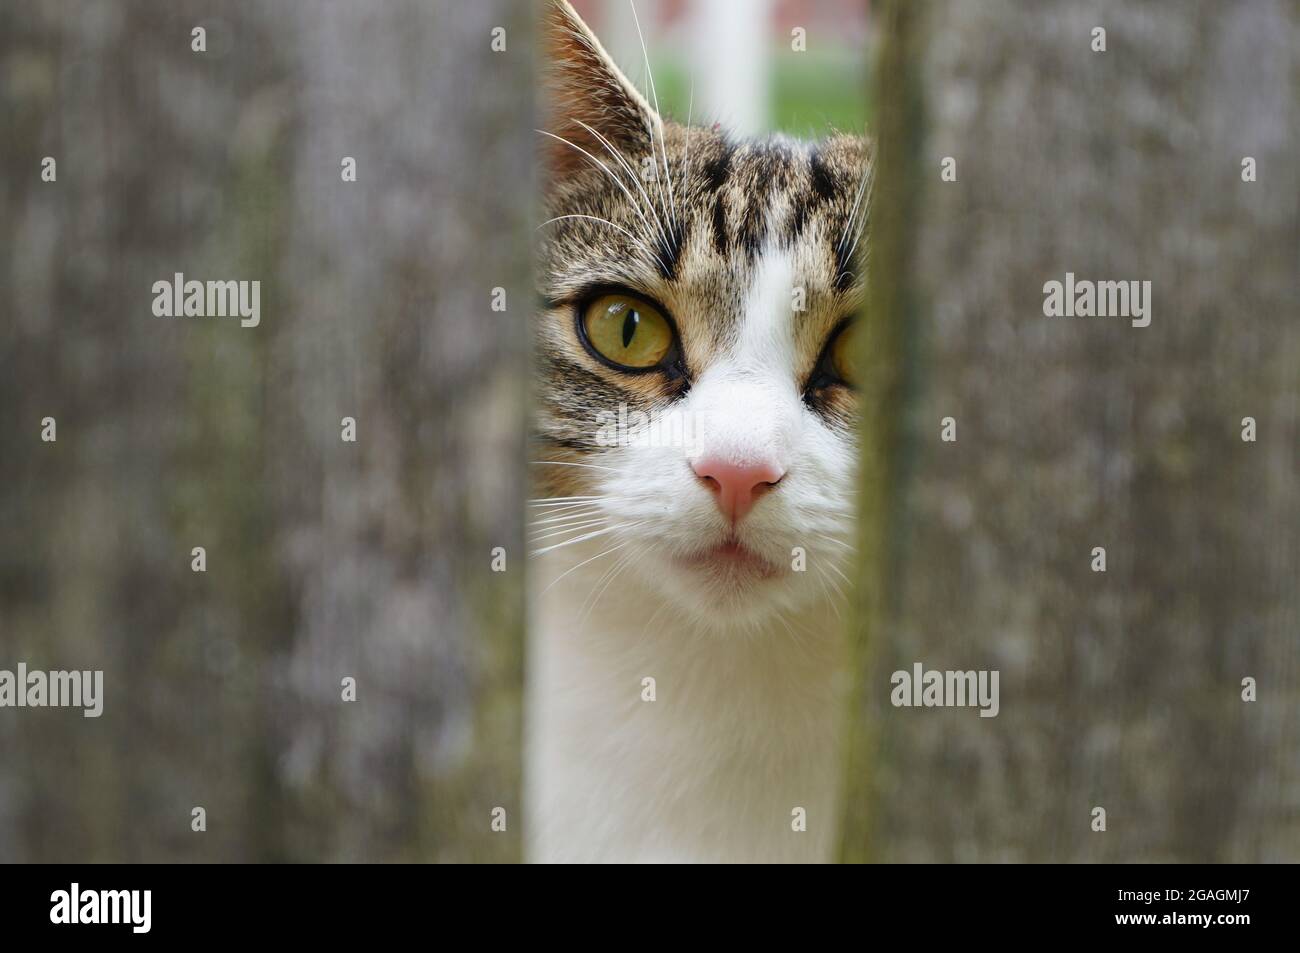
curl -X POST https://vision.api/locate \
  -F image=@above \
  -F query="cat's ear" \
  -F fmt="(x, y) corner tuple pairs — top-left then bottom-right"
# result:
(542, 0), (660, 178)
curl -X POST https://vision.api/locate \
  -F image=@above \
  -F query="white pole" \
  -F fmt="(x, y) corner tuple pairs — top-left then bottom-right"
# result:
(690, 0), (772, 136)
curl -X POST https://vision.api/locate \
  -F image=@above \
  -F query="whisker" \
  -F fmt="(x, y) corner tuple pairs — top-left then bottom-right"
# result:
(825, 562), (853, 586)
(531, 521), (644, 558)
(823, 566), (849, 603)
(529, 508), (604, 526)
(814, 566), (844, 622)
(838, 165), (871, 255)
(841, 165), (875, 265)
(573, 119), (672, 259)
(535, 129), (672, 273)
(530, 460), (624, 473)
(638, 596), (672, 642)
(529, 507), (601, 519)
(541, 538), (637, 593)
(629, 1), (676, 236)
(528, 506), (603, 521)
(844, 220), (867, 272)
(775, 609), (811, 650)
(578, 548), (629, 617)
(528, 520), (608, 539)
(528, 512), (607, 529)
(529, 518), (610, 543)
(814, 533), (856, 552)
(578, 544), (643, 626)
(678, 77), (694, 225)
(529, 508), (607, 520)
(538, 214), (670, 276)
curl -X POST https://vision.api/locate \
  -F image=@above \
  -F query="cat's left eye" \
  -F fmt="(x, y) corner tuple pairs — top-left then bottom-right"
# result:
(579, 293), (676, 372)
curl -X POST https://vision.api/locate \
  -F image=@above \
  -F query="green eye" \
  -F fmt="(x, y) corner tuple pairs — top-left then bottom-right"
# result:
(581, 294), (674, 370)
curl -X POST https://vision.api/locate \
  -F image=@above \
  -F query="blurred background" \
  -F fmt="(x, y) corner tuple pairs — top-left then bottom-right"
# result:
(0, 0), (535, 862)
(569, 0), (872, 135)
(2, 0), (1296, 864)
(842, 0), (1298, 862)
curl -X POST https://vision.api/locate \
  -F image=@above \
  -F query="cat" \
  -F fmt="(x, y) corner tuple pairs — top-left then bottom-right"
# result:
(527, 0), (870, 863)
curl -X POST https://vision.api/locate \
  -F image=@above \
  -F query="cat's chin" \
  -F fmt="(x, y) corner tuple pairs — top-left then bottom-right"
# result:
(650, 542), (821, 630)
(673, 539), (784, 582)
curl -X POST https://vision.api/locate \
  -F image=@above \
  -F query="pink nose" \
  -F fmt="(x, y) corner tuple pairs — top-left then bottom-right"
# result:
(692, 458), (785, 523)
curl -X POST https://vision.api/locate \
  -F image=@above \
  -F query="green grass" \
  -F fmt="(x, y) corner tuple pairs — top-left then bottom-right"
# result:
(650, 49), (871, 139)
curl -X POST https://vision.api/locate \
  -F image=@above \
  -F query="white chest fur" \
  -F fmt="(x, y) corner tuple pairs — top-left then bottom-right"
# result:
(525, 541), (849, 863)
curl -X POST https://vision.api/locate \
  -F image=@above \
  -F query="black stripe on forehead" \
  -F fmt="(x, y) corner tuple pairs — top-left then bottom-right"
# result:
(734, 141), (798, 257)
(648, 135), (734, 278)
(703, 138), (736, 256)
(702, 138), (735, 193)
(655, 215), (685, 282)
(808, 148), (838, 203)
(789, 144), (866, 293)
(711, 193), (728, 255)
(788, 146), (838, 244)
(738, 192), (767, 256)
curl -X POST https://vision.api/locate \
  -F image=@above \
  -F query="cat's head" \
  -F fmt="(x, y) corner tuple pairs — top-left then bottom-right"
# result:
(535, 0), (869, 630)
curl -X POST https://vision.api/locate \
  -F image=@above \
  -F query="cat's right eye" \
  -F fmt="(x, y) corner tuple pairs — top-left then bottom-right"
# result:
(579, 293), (676, 372)
(829, 321), (856, 385)
(806, 319), (857, 395)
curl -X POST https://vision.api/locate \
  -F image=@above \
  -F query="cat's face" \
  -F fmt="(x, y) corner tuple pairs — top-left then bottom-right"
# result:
(535, 1), (869, 629)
